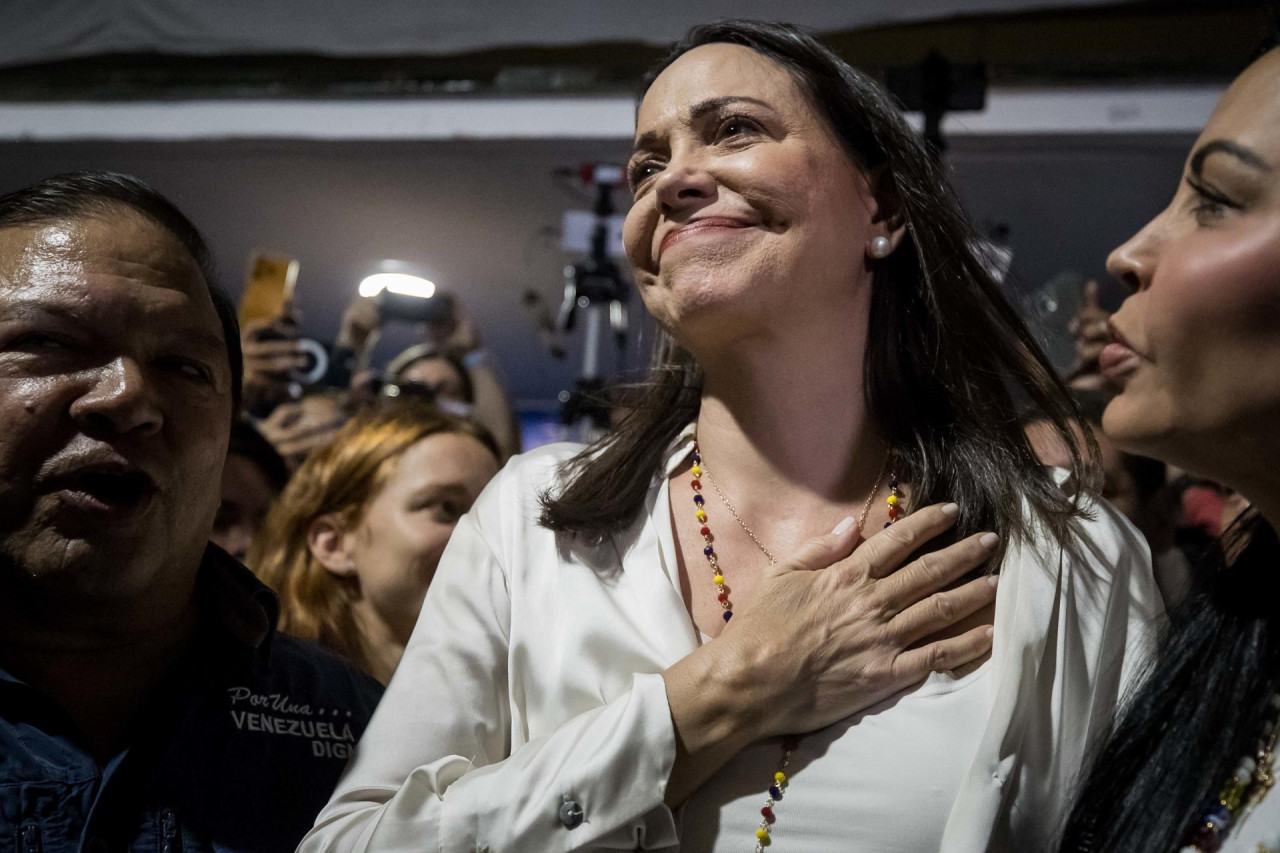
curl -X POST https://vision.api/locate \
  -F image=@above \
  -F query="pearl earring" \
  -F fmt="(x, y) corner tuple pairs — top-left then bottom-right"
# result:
(870, 236), (892, 259)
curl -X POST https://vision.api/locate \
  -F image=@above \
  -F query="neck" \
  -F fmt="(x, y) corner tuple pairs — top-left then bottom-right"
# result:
(351, 601), (407, 686)
(0, 574), (199, 762)
(693, 299), (885, 511)
(1182, 435), (1280, 542)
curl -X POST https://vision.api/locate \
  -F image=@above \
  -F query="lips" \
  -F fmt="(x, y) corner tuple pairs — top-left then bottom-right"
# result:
(45, 462), (158, 519)
(1100, 321), (1143, 382)
(658, 216), (755, 259)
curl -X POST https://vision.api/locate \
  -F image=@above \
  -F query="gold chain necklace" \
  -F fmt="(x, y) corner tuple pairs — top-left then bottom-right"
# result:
(700, 450), (892, 565)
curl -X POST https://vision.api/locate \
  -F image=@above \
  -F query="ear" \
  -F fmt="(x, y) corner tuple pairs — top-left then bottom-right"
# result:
(865, 163), (909, 254)
(307, 514), (358, 579)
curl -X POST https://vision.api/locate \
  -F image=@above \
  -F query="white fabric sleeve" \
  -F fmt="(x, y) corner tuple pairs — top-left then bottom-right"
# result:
(299, 480), (681, 853)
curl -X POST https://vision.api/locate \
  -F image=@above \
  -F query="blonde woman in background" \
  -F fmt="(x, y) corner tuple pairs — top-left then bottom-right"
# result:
(249, 401), (499, 684)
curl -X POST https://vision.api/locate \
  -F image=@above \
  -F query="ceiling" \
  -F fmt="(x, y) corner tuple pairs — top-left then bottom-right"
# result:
(1, 0), (1137, 67)
(0, 1), (1269, 100)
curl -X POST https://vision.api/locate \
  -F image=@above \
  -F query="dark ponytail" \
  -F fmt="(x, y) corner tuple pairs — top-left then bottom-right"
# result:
(1059, 511), (1280, 852)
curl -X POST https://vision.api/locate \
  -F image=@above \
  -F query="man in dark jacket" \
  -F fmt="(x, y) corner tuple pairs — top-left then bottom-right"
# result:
(0, 172), (383, 851)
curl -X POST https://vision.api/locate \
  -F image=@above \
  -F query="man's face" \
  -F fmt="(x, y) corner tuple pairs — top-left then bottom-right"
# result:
(0, 211), (232, 605)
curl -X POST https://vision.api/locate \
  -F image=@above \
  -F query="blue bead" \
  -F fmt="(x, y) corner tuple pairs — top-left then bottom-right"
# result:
(694, 494), (705, 505)
(723, 611), (733, 622)
(1206, 806), (1232, 829)
(890, 480), (898, 488)
(769, 786), (782, 799)
(704, 545), (714, 557)
(692, 453), (701, 464)
(884, 522), (892, 528)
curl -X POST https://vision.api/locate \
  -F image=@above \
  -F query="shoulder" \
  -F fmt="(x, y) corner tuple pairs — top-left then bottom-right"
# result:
(495, 441), (587, 492)
(467, 440), (587, 532)
(999, 467), (1163, 640)
(1012, 467), (1152, 580)
(257, 633), (384, 722)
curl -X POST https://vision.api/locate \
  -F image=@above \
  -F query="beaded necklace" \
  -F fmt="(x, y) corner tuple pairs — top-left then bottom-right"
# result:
(1179, 692), (1280, 853)
(689, 441), (900, 850)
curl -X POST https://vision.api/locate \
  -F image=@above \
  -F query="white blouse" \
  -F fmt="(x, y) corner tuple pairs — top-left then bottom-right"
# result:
(302, 425), (1163, 853)
(681, 658), (993, 851)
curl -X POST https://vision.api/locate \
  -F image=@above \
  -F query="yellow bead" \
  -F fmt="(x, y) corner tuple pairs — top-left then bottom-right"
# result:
(695, 509), (707, 523)
(756, 828), (770, 841)
(774, 771), (787, 784)
(886, 494), (898, 505)
(713, 574), (724, 585)
(691, 465), (702, 477)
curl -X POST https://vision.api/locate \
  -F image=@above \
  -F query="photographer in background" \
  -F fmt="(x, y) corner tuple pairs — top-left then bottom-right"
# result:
(333, 292), (520, 460)
(239, 311), (354, 469)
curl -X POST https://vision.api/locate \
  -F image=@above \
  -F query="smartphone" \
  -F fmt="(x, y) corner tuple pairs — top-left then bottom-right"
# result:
(379, 290), (454, 325)
(239, 252), (300, 327)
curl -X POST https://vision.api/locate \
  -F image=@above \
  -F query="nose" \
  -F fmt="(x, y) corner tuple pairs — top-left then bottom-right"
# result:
(1106, 216), (1162, 294)
(70, 357), (164, 438)
(654, 153), (716, 217)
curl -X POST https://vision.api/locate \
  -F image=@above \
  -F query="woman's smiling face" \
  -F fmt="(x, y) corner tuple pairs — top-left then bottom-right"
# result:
(1102, 49), (1280, 485)
(623, 43), (887, 351)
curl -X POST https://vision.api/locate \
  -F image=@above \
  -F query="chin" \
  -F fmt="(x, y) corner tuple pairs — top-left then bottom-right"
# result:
(648, 269), (776, 341)
(1102, 393), (1174, 456)
(1103, 393), (1225, 481)
(14, 536), (154, 596)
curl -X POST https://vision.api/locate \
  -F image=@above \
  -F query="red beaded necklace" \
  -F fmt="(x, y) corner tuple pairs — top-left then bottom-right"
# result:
(690, 441), (900, 850)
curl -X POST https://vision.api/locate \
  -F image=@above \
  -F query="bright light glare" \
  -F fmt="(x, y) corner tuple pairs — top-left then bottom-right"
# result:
(358, 272), (436, 299)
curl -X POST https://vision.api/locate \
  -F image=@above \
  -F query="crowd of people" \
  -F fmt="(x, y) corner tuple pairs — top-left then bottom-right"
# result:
(0, 17), (1276, 853)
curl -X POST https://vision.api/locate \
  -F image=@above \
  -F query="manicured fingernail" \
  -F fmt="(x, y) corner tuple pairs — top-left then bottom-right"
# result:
(941, 503), (959, 517)
(980, 532), (999, 549)
(987, 574), (1000, 587)
(832, 516), (856, 535)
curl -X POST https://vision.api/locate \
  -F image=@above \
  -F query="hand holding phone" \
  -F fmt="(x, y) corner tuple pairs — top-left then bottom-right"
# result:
(239, 316), (302, 414)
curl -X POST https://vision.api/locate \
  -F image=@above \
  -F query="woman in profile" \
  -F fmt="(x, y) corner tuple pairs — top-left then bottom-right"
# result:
(249, 401), (499, 684)
(305, 21), (1158, 851)
(1060, 43), (1280, 853)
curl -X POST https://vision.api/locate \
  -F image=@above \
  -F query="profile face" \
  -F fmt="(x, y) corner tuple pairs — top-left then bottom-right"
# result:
(1101, 49), (1280, 481)
(622, 43), (881, 350)
(0, 210), (233, 601)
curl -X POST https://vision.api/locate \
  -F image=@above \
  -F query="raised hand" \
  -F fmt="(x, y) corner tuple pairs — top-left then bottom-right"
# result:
(723, 502), (997, 738)
(663, 503), (998, 805)
(240, 315), (307, 415)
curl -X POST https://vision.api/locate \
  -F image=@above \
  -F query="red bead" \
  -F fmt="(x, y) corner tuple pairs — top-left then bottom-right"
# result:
(691, 479), (702, 490)
(700, 527), (711, 538)
(717, 592), (729, 603)
(761, 806), (775, 823)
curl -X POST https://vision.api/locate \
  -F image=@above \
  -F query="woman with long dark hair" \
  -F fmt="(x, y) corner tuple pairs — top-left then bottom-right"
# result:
(305, 21), (1158, 852)
(1060, 44), (1280, 853)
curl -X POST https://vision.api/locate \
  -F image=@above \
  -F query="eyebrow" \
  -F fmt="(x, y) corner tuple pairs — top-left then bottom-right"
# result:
(412, 483), (473, 501)
(0, 299), (226, 354)
(1190, 139), (1272, 177)
(0, 300), (87, 324)
(631, 95), (777, 154)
